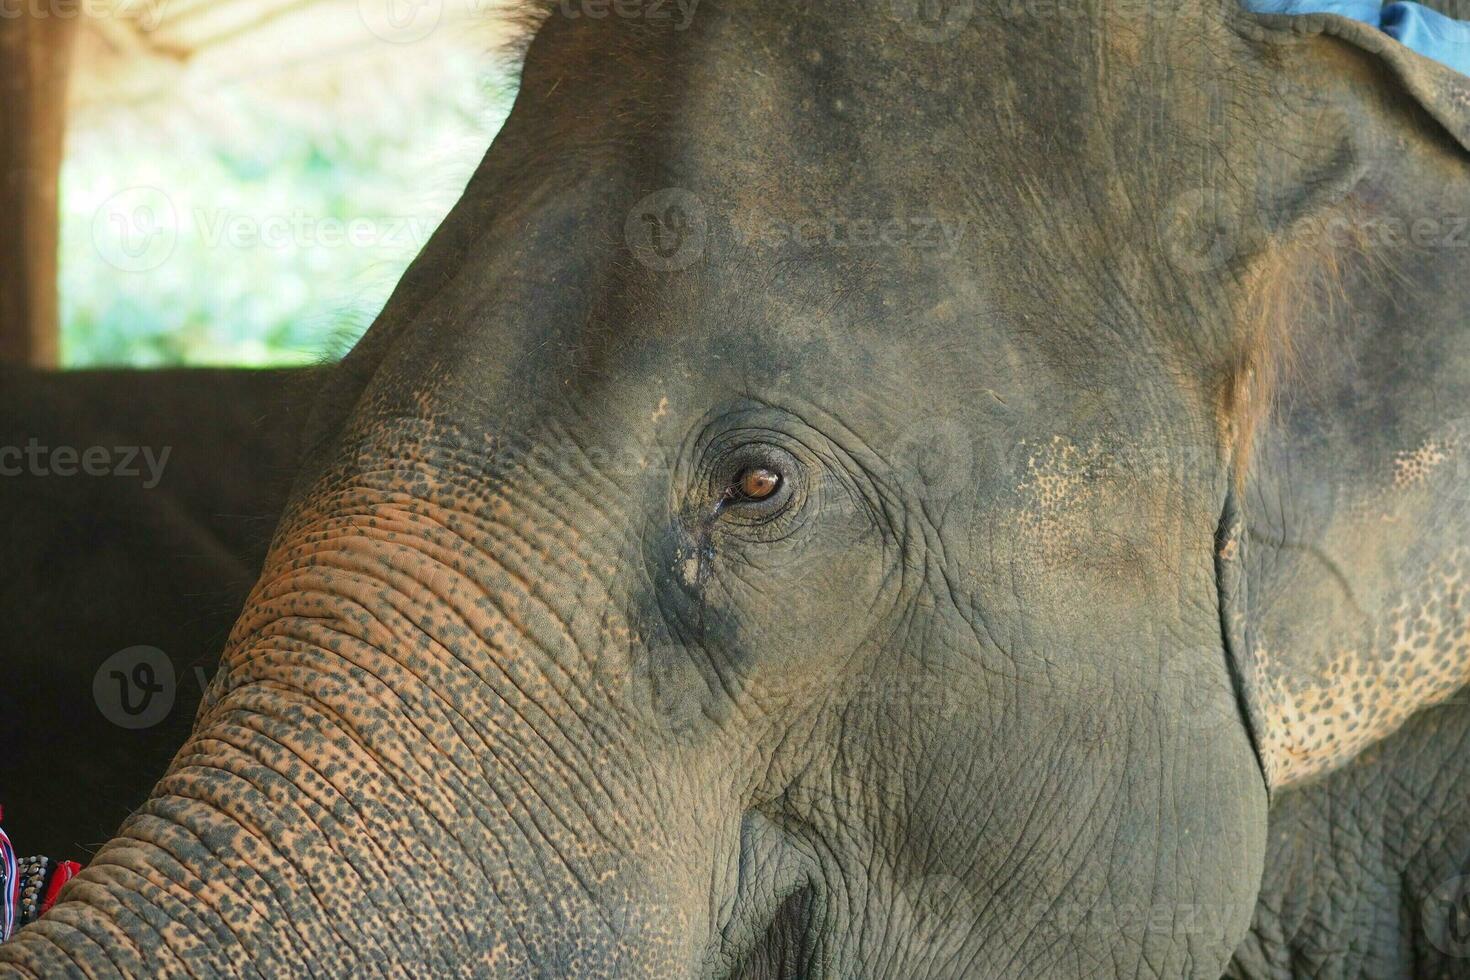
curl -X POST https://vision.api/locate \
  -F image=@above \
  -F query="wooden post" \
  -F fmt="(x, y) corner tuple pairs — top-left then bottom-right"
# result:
(0, 9), (78, 367)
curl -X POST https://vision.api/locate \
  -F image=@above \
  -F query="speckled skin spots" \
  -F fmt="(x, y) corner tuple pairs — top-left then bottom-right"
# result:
(1258, 550), (1470, 787)
(1243, 408), (1470, 791)
(1012, 436), (1105, 562)
(1392, 439), (1452, 490)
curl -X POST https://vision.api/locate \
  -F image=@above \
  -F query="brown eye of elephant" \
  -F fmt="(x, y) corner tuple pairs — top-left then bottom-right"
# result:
(734, 466), (781, 502)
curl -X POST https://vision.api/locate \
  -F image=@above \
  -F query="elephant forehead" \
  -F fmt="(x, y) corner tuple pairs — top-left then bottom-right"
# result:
(995, 431), (1220, 598)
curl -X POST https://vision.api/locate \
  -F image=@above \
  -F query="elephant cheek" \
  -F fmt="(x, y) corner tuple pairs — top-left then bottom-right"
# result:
(871, 677), (1268, 976)
(186, 498), (736, 973)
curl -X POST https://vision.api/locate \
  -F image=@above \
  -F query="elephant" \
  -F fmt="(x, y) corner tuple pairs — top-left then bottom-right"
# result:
(3, 0), (1469, 975)
(0, 368), (312, 859)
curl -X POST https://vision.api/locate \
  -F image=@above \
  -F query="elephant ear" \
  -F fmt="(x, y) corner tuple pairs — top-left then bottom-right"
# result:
(1216, 3), (1470, 791)
(1186, 5), (1470, 482)
(1244, 5), (1470, 154)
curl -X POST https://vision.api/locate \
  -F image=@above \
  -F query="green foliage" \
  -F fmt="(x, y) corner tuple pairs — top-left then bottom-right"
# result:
(60, 52), (512, 367)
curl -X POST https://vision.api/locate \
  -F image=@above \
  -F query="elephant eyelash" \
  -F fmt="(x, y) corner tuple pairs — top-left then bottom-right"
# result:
(724, 466), (784, 504)
(705, 449), (802, 531)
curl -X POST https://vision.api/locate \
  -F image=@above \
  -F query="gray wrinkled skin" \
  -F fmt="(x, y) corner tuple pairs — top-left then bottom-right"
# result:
(4, 1), (1469, 976)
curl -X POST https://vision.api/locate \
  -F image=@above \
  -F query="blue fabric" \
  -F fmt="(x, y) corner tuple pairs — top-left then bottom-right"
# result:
(0, 822), (14, 942)
(1243, 1), (1470, 77)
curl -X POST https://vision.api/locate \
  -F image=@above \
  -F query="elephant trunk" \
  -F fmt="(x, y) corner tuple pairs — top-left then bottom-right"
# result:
(0, 474), (708, 975)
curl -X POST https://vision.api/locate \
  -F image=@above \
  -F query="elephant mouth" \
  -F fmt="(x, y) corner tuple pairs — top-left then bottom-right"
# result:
(729, 883), (819, 980)
(715, 810), (825, 978)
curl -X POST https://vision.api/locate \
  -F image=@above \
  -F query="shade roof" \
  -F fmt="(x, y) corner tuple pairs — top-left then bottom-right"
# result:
(72, 0), (515, 119)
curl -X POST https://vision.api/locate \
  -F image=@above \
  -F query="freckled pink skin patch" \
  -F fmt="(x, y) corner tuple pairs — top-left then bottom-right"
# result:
(1252, 434), (1470, 789)
(1258, 551), (1469, 787)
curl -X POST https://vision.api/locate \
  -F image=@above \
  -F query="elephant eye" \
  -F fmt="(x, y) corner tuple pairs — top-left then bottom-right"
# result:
(731, 466), (782, 502)
(705, 443), (801, 528)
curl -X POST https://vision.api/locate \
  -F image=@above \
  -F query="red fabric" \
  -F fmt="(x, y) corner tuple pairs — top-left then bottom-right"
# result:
(41, 862), (80, 914)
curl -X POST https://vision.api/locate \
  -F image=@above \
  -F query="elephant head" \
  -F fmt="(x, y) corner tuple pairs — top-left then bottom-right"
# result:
(5, 1), (1469, 976)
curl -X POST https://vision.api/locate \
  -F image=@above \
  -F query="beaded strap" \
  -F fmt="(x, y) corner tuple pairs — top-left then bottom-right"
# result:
(0, 808), (83, 943)
(15, 857), (51, 927)
(0, 818), (14, 941)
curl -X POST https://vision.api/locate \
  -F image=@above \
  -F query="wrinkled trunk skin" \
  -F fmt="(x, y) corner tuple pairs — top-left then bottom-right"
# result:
(0, 427), (718, 976)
